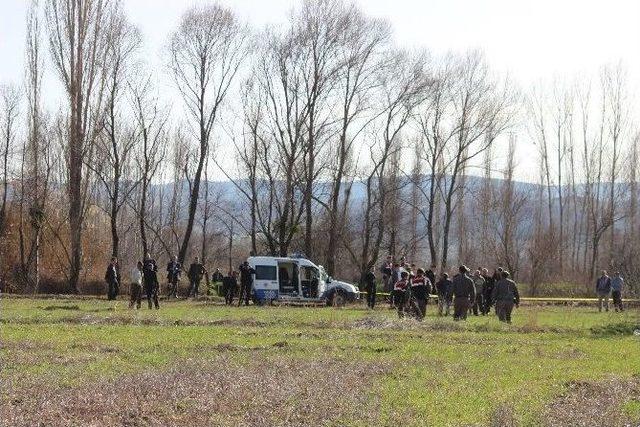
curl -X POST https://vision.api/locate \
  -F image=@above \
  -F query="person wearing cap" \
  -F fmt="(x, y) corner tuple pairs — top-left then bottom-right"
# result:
(410, 268), (431, 320)
(492, 270), (520, 323)
(393, 271), (410, 318)
(435, 273), (453, 316)
(452, 265), (475, 321)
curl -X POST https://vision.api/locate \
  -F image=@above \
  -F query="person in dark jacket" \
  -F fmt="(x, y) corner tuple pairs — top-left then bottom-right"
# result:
(222, 270), (238, 305)
(452, 265), (475, 321)
(481, 268), (495, 315)
(188, 257), (206, 298)
(166, 255), (181, 299)
(426, 265), (437, 291)
(610, 272), (624, 312)
(143, 253), (160, 309)
(364, 266), (377, 309)
(209, 267), (224, 296)
(595, 270), (612, 312)
(238, 261), (255, 306)
(380, 256), (393, 294)
(410, 268), (431, 320)
(435, 273), (453, 316)
(104, 257), (119, 300)
(393, 271), (410, 318)
(492, 271), (520, 323)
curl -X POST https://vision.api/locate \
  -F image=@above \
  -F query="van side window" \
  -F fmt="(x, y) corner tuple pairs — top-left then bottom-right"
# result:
(255, 265), (277, 280)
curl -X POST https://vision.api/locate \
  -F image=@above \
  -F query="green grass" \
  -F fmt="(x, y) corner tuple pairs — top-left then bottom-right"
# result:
(1, 297), (639, 426)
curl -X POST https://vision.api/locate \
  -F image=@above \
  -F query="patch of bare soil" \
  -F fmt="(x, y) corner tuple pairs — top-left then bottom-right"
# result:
(1, 356), (387, 427)
(542, 376), (640, 427)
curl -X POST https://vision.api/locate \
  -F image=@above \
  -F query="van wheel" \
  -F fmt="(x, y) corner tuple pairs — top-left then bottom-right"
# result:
(330, 290), (346, 308)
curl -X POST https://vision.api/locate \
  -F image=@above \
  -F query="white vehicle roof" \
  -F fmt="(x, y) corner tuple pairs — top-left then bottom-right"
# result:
(248, 256), (319, 269)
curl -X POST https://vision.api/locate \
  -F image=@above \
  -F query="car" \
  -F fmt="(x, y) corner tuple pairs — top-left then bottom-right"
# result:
(247, 255), (359, 306)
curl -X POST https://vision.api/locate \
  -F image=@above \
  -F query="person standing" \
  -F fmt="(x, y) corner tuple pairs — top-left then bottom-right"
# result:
(410, 268), (431, 320)
(238, 261), (255, 306)
(104, 257), (119, 301)
(452, 266), (475, 321)
(426, 265), (436, 292)
(210, 268), (224, 296)
(393, 271), (410, 318)
(435, 273), (453, 316)
(364, 266), (377, 309)
(610, 272), (624, 312)
(492, 271), (520, 323)
(143, 253), (160, 309)
(481, 268), (495, 315)
(188, 257), (206, 298)
(472, 270), (486, 316)
(596, 270), (612, 312)
(380, 256), (393, 294)
(222, 270), (238, 305)
(129, 261), (143, 309)
(166, 255), (181, 299)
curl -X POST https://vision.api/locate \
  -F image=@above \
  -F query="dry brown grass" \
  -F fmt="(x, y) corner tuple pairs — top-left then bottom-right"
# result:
(541, 376), (640, 427)
(1, 355), (387, 427)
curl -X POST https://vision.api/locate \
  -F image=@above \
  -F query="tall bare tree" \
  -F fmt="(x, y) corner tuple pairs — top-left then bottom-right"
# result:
(168, 4), (249, 265)
(45, 0), (113, 291)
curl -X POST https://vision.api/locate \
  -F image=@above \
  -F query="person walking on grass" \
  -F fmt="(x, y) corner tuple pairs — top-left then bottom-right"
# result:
(143, 253), (160, 309)
(166, 255), (181, 299)
(472, 270), (486, 316)
(611, 272), (624, 312)
(492, 271), (520, 323)
(364, 266), (377, 309)
(188, 257), (206, 298)
(435, 273), (453, 316)
(238, 261), (255, 306)
(129, 261), (143, 309)
(482, 268), (495, 315)
(596, 270), (612, 312)
(410, 268), (431, 320)
(393, 271), (410, 318)
(104, 257), (119, 301)
(452, 265), (475, 321)
(223, 270), (238, 305)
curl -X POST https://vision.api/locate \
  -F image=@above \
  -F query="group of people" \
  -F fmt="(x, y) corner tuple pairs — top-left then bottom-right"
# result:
(104, 255), (256, 309)
(595, 270), (625, 312)
(105, 254), (160, 309)
(364, 256), (521, 323)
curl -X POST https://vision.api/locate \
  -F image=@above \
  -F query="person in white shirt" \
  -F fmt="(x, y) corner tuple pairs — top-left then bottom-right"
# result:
(129, 261), (144, 309)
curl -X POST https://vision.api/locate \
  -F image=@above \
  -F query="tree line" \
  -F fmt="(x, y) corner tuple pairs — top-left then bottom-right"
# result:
(0, 0), (637, 296)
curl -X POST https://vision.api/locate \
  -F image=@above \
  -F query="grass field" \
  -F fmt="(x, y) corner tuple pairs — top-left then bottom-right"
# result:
(1, 296), (639, 426)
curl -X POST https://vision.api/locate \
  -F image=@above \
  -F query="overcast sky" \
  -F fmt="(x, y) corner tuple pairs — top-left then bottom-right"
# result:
(1, 0), (639, 182)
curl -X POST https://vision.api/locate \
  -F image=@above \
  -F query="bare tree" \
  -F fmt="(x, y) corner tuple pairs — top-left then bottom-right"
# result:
(130, 76), (168, 257)
(0, 85), (20, 234)
(168, 4), (249, 265)
(89, 9), (141, 259)
(45, 0), (114, 291)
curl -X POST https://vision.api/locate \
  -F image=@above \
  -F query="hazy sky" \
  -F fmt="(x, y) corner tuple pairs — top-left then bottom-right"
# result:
(1, 0), (639, 181)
